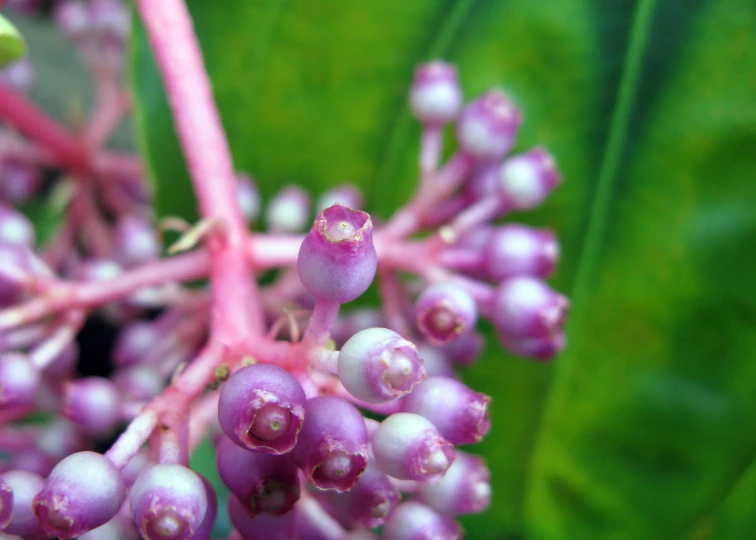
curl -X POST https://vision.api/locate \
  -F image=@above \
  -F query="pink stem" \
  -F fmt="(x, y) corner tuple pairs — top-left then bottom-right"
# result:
(303, 300), (340, 345)
(105, 410), (159, 469)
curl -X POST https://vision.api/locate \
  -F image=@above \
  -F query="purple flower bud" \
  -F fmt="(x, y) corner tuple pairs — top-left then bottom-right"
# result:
(497, 147), (561, 210)
(54, 0), (91, 38)
(0, 205), (34, 247)
(236, 173), (261, 224)
(417, 451), (491, 515)
(43, 340), (79, 379)
(38, 419), (85, 461)
(216, 436), (300, 517)
(0, 353), (39, 410)
(78, 507), (140, 540)
(416, 344), (456, 378)
(218, 364), (306, 455)
(316, 184), (363, 213)
(63, 377), (121, 436)
(372, 413), (455, 483)
(383, 501), (461, 540)
(33, 451), (125, 538)
(501, 330), (566, 361)
(114, 216), (160, 268)
(114, 321), (161, 367)
(338, 328), (426, 403)
(10, 449), (54, 477)
(297, 204), (377, 304)
(90, 0), (130, 42)
(484, 224), (559, 280)
(401, 376), (490, 445)
(0, 476), (12, 528)
(291, 396), (368, 491)
(191, 476), (217, 540)
(409, 61), (462, 126)
(130, 464), (207, 540)
(227, 495), (296, 540)
(114, 365), (164, 401)
(266, 186), (310, 233)
(415, 283), (478, 345)
(456, 90), (522, 161)
(2, 470), (46, 536)
(0, 158), (40, 202)
(322, 461), (400, 528)
(492, 276), (568, 340)
(440, 330), (483, 367)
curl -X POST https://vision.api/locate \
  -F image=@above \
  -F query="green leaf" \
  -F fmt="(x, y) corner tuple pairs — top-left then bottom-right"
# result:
(131, 1), (756, 538)
(0, 14), (26, 68)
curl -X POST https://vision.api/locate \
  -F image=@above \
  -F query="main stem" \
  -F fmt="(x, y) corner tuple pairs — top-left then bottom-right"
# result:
(137, 0), (264, 341)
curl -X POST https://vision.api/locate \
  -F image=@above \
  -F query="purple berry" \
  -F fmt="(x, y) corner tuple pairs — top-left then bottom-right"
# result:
(322, 460), (400, 527)
(130, 464), (207, 540)
(63, 377), (122, 436)
(266, 186), (310, 233)
(33, 451), (125, 538)
(291, 396), (368, 492)
(484, 224), (559, 280)
(227, 495), (296, 540)
(114, 216), (160, 268)
(338, 327), (426, 404)
(409, 61), (462, 126)
(383, 501), (461, 540)
(497, 147), (561, 210)
(415, 283), (478, 345)
(456, 90), (522, 161)
(0, 353), (39, 410)
(492, 276), (568, 340)
(2, 470), (46, 536)
(218, 364), (306, 454)
(372, 413), (455, 483)
(417, 451), (491, 515)
(78, 509), (141, 540)
(440, 330), (484, 367)
(297, 204), (377, 304)
(401, 376), (490, 445)
(216, 436), (300, 517)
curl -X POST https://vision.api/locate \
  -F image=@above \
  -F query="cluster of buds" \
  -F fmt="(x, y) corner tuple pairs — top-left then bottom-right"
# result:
(0, 1), (568, 539)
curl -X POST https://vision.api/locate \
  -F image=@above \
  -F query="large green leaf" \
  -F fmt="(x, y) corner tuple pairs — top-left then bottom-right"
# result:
(130, 1), (756, 538)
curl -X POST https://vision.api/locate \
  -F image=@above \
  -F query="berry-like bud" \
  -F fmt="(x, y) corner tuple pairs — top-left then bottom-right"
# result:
(0, 158), (40, 201)
(113, 321), (161, 367)
(322, 460), (400, 528)
(130, 464), (207, 540)
(266, 186), (310, 233)
(456, 90), (522, 161)
(2, 470), (46, 536)
(191, 476), (217, 540)
(415, 283), (478, 345)
(440, 330), (483, 367)
(417, 451), (491, 515)
(501, 330), (566, 361)
(484, 224), (559, 280)
(409, 61), (462, 126)
(78, 508), (140, 540)
(114, 216), (159, 268)
(43, 341), (79, 379)
(402, 376), (490, 445)
(383, 501), (462, 540)
(0, 476), (12, 528)
(54, 0), (91, 38)
(63, 377), (121, 436)
(33, 451), (125, 538)
(372, 413), (455, 483)
(492, 276), (568, 340)
(497, 147), (560, 210)
(416, 343), (456, 378)
(316, 184), (363, 213)
(216, 436), (300, 517)
(0, 353), (39, 410)
(297, 204), (377, 304)
(338, 327), (425, 404)
(0, 205), (35, 247)
(90, 0), (130, 43)
(291, 396), (368, 491)
(114, 365), (164, 401)
(218, 364), (306, 454)
(237, 173), (261, 224)
(227, 495), (296, 540)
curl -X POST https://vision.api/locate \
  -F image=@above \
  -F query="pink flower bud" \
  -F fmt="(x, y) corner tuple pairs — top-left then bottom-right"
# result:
(409, 61), (462, 126)
(2, 470), (46, 536)
(63, 377), (121, 436)
(501, 330), (566, 361)
(54, 0), (91, 38)
(456, 90), (522, 161)
(113, 321), (161, 367)
(485, 224), (559, 280)
(417, 451), (491, 515)
(492, 276), (568, 340)
(316, 184), (363, 213)
(338, 327), (426, 404)
(227, 495), (296, 540)
(383, 501), (461, 540)
(266, 186), (310, 233)
(297, 204), (377, 303)
(0, 353), (39, 410)
(415, 283), (478, 345)
(236, 173), (261, 224)
(0, 204), (35, 247)
(497, 147), (561, 210)
(114, 216), (159, 268)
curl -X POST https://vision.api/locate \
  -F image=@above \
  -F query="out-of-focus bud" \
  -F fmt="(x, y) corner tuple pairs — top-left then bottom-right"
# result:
(113, 321), (161, 367)
(227, 495), (296, 540)
(0, 475), (12, 528)
(501, 330), (566, 361)
(54, 0), (91, 39)
(0, 205), (35, 247)
(440, 330), (484, 367)
(409, 61), (462, 126)
(62, 377), (122, 436)
(316, 184), (363, 213)
(492, 276), (568, 340)
(456, 90), (522, 161)
(236, 173), (261, 224)
(383, 501), (462, 540)
(114, 365), (164, 401)
(484, 224), (559, 280)
(2, 470), (47, 537)
(266, 186), (310, 233)
(497, 147), (561, 211)
(415, 283), (478, 345)
(417, 451), (491, 516)
(0, 353), (39, 410)
(114, 216), (159, 268)
(0, 158), (40, 202)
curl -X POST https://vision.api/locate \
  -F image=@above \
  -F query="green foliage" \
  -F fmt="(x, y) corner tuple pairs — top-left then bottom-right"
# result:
(0, 14), (26, 68)
(130, 1), (756, 538)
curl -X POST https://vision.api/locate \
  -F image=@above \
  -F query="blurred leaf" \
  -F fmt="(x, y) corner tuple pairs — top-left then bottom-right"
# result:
(0, 14), (26, 68)
(130, 0), (756, 538)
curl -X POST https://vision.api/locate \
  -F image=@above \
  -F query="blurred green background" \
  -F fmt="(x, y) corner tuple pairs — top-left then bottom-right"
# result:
(11, 0), (756, 538)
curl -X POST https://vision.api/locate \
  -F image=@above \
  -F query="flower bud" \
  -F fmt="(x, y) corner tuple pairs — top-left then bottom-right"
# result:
(2, 470), (46, 536)
(440, 330), (483, 367)
(114, 216), (159, 268)
(237, 173), (261, 224)
(0, 476), (12, 528)
(383, 501), (461, 540)
(216, 436), (299, 517)
(0, 353), (39, 410)
(266, 186), (310, 233)
(114, 365), (164, 401)
(316, 184), (363, 213)
(417, 451), (491, 515)
(338, 328), (425, 404)
(409, 61), (462, 126)
(416, 343), (456, 378)
(191, 476), (217, 540)
(227, 495), (296, 540)
(291, 396), (368, 491)
(113, 321), (161, 367)
(0, 157), (40, 201)
(90, 0), (130, 43)
(76, 258), (122, 282)
(130, 464), (207, 540)
(54, 0), (91, 38)
(456, 90), (521, 161)
(497, 147), (560, 210)
(297, 204), (377, 304)
(322, 460), (400, 528)
(402, 376), (490, 445)
(492, 276), (568, 340)
(63, 377), (121, 436)
(218, 364), (306, 455)
(372, 413), (455, 483)
(501, 330), (566, 361)
(0, 205), (35, 247)
(43, 340), (79, 379)
(78, 507), (140, 540)
(484, 224), (559, 280)
(33, 451), (125, 538)
(415, 283), (478, 345)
